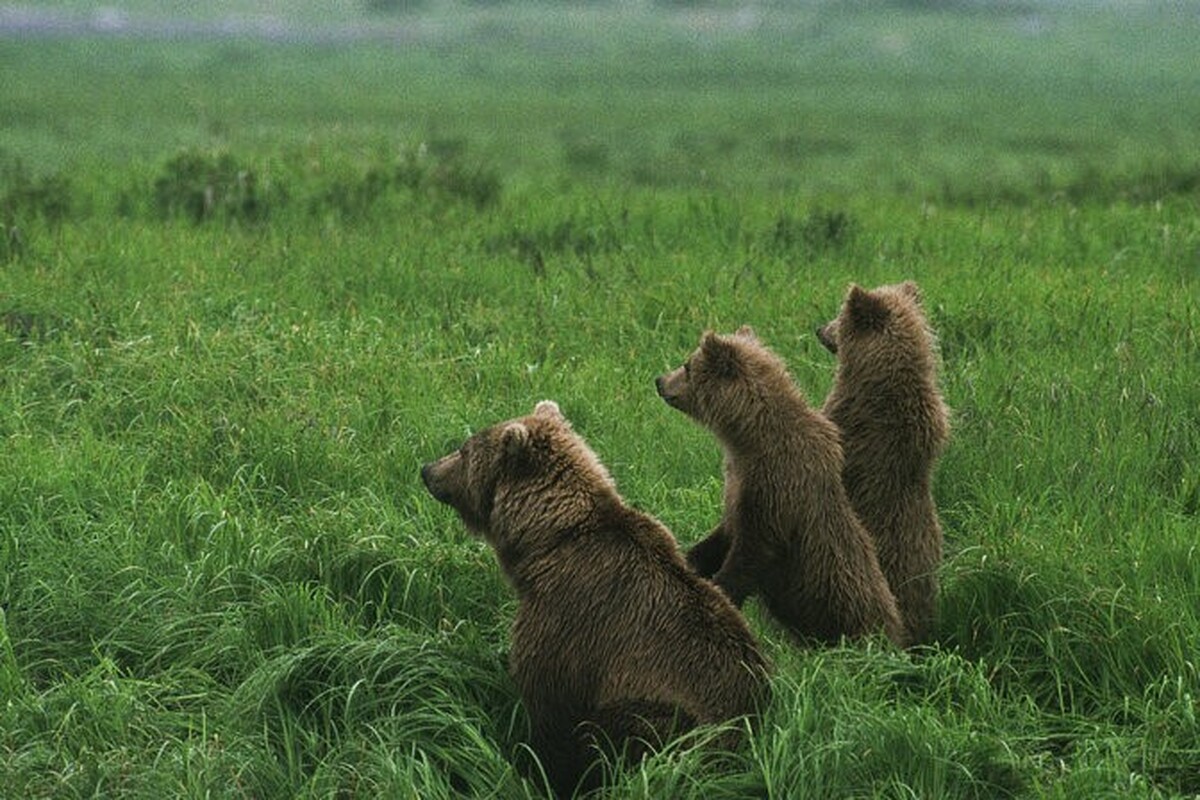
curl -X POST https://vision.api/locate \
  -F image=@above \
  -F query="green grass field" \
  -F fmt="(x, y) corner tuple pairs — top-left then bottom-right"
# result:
(2, 1), (1199, 797)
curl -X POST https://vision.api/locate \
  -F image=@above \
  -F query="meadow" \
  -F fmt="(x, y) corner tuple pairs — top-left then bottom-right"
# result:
(2, 1), (1199, 797)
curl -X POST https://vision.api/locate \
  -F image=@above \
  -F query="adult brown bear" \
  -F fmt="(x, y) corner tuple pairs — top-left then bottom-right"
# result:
(422, 400), (769, 797)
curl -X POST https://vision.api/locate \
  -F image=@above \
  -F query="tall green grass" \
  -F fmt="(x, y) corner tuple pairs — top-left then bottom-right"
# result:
(3, 2), (1199, 797)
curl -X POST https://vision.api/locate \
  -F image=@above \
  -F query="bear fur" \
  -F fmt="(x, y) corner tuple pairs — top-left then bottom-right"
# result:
(421, 400), (770, 797)
(817, 282), (951, 645)
(656, 329), (907, 648)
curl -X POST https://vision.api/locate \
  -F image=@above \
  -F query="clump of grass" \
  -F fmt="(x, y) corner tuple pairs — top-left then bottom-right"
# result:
(0, 159), (75, 223)
(414, 153), (502, 210)
(231, 629), (525, 795)
(152, 149), (281, 223)
(0, 608), (22, 700)
(561, 132), (611, 175)
(488, 213), (625, 275)
(939, 555), (1193, 719)
(765, 208), (856, 255)
(306, 145), (502, 220)
(0, 308), (70, 343)
(260, 519), (506, 634)
(0, 222), (22, 261)
(714, 645), (1035, 799)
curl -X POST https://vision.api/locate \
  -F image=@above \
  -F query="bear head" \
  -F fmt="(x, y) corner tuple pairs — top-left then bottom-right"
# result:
(656, 327), (796, 443)
(816, 281), (925, 356)
(421, 400), (616, 556)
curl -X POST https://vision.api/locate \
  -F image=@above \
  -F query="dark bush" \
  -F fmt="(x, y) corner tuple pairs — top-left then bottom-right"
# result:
(309, 166), (394, 220)
(153, 149), (279, 223)
(1, 308), (73, 342)
(396, 146), (501, 208)
(428, 158), (502, 209)
(766, 208), (855, 254)
(1, 160), (75, 223)
(939, 162), (1200, 207)
(309, 145), (501, 219)
(0, 224), (22, 262)
(487, 214), (622, 274)
(562, 135), (611, 174)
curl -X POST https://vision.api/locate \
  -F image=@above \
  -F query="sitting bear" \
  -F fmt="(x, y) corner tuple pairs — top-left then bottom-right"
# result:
(818, 282), (951, 645)
(421, 400), (770, 797)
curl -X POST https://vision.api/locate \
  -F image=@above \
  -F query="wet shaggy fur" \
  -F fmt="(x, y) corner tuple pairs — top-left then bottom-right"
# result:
(421, 400), (770, 798)
(818, 282), (951, 645)
(656, 329), (907, 648)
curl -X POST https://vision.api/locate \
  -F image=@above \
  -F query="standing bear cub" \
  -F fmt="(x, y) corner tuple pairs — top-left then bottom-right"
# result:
(421, 400), (769, 798)
(818, 282), (951, 645)
(657, 329), (907, 648)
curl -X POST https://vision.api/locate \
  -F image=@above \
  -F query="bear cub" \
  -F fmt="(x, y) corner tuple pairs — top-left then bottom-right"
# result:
(421, 400), (770, 797)
(818, 282), (951, 645)
(657, 329), (907, 648)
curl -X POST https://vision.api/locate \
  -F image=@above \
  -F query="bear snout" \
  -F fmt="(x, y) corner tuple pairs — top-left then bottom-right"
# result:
(655, 375), (679, 407)
(816, 324), (838, 354)
(420, 462), (450, 502)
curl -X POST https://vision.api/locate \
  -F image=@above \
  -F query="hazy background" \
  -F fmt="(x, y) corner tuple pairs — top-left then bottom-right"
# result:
(4, 0), (1198, 201)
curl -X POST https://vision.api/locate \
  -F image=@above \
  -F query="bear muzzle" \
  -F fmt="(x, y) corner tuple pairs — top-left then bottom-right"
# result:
(420, 461), (453, 504)
(816, 324), (838, 354)
(655, 374), (681, 408)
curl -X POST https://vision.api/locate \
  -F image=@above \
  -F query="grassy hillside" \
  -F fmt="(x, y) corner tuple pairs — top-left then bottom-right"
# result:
(2, 2), (1198, 797)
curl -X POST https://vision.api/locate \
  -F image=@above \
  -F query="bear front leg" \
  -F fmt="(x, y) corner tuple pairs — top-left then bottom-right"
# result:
(686, 523), (732, 579)
(527, 719), (596, 799)
(711, 537), (757, 607)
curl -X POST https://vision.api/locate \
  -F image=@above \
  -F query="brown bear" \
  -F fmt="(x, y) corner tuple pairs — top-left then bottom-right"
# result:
(817, 282), (951, 645)
(421, 400), (770, 798)
(656, 329), (907, 648)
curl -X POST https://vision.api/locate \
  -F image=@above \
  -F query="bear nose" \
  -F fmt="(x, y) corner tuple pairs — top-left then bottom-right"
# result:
(816, 326), (838, 354)
(421, 462), (455, 504)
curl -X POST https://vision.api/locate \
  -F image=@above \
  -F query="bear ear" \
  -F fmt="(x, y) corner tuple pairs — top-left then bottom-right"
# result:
(500, 422), (531, 461)
(700, 331), (740, 378)
(735, 324), (759, 341)
(846, 284), (891, 331)
(898, 280), (923, 306)
(533, 400), (563, 421)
